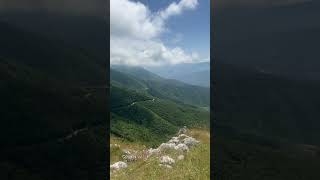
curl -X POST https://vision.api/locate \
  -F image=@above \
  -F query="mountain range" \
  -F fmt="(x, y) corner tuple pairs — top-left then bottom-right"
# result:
(110, 65), (210, 147)
(145, 62), (210, 87)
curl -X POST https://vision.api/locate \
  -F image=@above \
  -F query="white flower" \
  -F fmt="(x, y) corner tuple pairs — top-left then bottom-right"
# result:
(147, 148), (160, 156)
(168, 137), (180, 144)
(178, 134), (189, 139)
(122, 154), (137, 162)
(122, 149), (131, 155)
(174, 143), (189, 152)
(158, 143), (176, 151)
(110, 161), (128, 171)
(160, 156), (175, 165)
(183, 137), (199, 147)
(177, 155), (185, 160)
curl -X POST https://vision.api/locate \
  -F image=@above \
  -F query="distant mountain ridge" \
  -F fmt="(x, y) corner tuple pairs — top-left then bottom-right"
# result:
(112, 65), (163, 81)
(111, 65), (210, 107)
(145, 62), (210, 87)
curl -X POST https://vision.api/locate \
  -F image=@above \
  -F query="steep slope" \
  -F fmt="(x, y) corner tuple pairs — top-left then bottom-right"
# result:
(110, 70), (210, 147)
(111, 65), (210, 107)
(111, 129), (210, 180)
(110, 85), (151, 109)
(110, 69), (148, 91)
(112, 65), (163, 81)
(146, 79), (209, 107)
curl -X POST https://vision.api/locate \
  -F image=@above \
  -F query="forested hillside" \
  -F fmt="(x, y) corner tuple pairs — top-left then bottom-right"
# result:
(111, 66), (210, 107)
(110, 67), (210, 147)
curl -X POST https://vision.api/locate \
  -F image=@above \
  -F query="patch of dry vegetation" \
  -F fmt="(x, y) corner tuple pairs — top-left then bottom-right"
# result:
(110, 129), (210, 180)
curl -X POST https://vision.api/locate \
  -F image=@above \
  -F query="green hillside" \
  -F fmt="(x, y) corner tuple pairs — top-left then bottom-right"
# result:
(111, 66), (210, 107)
(110, 69), (148, 91)
(110, 85), (151, 109)
(112, 65), (163, 81)
(110, 68), (210, 147)
(146, 79), (210, 107)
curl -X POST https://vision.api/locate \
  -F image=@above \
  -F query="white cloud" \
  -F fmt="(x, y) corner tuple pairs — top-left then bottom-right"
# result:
(110, 0), (162, 39)
(110, 0), (202, 66)
(159, 0), (198, 20)
(111, 36), (201, 66)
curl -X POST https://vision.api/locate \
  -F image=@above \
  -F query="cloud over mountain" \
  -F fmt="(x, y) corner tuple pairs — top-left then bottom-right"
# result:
(110, 0), (203, 66)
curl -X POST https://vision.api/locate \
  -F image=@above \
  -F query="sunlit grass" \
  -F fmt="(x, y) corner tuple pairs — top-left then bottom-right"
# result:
(110, 129), (210, 180)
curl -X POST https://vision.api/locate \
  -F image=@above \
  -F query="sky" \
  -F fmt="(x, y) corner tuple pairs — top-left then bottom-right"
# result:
(110, 0), (210, 66)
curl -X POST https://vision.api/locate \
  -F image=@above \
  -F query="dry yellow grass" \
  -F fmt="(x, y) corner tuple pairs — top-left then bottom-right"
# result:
(110, 129), (210, 180)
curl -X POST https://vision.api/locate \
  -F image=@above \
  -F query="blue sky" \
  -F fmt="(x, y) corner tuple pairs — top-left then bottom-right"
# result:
(147, 0), (210, 59)
(110, 0), (210, 66)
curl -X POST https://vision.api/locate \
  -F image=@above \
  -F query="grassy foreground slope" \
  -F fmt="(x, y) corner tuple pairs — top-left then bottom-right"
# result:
(111, 129), (210, 180)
